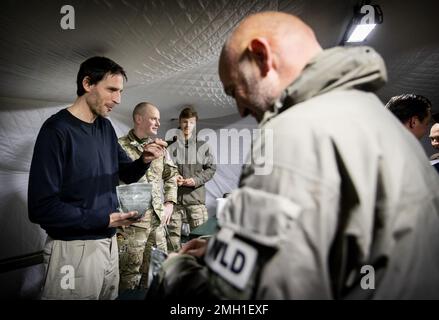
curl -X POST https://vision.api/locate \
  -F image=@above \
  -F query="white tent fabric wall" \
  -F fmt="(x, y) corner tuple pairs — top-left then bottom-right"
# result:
(0, 100), (63, 262)
(158, 113), (258, 217)
(194, 115), (258, 217)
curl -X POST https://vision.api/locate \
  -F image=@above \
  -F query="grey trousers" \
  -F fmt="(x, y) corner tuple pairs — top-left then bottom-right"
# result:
(41, 235), (119, 300)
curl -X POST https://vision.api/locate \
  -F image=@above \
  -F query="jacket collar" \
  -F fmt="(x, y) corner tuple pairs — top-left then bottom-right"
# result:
(128, 129), (152, 145)
(260, 46), (387, 126)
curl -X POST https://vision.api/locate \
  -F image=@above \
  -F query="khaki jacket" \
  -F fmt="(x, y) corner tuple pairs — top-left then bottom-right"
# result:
(168, 135), (216, 206)
(207, 46), (439, 299)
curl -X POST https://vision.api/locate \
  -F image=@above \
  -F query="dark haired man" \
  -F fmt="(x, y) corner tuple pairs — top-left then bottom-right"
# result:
(28, 57), (166, 299)
(385, 94), (432, 139)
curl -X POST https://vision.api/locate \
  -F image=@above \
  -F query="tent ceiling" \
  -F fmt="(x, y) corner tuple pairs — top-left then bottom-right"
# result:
(0, 0), (438, 122)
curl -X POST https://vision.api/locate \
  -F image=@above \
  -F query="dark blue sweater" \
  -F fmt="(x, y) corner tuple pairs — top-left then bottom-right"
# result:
(28, 109), (150, 240)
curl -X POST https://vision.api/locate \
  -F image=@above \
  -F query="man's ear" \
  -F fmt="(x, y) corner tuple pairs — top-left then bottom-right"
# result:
(82, 76), (93, 93)
(408, 116), (419, 129)
(134, 113), (142, 125)
(248, 38), (273, 77)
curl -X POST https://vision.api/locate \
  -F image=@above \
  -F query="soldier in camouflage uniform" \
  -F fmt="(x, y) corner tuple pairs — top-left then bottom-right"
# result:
(117, 102), (178, 292)
(166, 106), (216, 252)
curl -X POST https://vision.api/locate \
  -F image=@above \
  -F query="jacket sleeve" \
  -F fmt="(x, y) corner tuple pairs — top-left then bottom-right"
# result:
(118, 144), (151, 184)
(147, 254), (216, 300)
(162, 155), (178, 204)
(204, 186), (334, 299)
(28, 125), (110, 231)
(192, 142), (216, 188)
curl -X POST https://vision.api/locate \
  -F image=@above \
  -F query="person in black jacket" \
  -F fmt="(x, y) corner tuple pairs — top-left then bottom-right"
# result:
(28, 56), (166, 300)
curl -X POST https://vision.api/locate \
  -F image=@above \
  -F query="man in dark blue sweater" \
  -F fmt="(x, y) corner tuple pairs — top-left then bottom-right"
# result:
(28, 57), (166, 299)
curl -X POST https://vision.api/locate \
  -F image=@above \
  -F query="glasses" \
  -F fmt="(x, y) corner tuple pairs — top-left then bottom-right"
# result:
(430, 136), (439, 142)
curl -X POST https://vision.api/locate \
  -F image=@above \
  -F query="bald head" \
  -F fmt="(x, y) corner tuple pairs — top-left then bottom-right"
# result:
(218, 11), (322, 122)
(223, 13), (316, 56)
(132, 102), (157, 121)
(220, 12), (321, 79)
(133, 102), (160, 138)
(430, 123), (439, 150)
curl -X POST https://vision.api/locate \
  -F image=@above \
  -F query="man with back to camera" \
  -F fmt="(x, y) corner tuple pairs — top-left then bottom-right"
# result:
(117, 102), (178, 292)
(149, 11), (439, 300)
(385, 93), (432, 139)
(28, 57), (166, 299)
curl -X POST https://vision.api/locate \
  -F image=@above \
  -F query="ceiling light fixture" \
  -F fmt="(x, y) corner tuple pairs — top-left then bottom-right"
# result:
(342, 1), (383, 45)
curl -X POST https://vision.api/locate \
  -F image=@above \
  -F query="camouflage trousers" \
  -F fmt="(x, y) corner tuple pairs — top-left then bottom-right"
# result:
(117, 212), (167, 292)
(166, 204), (209, 253)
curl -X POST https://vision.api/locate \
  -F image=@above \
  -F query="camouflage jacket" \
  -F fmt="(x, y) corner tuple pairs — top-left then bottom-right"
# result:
(119, 129), (178, 228)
